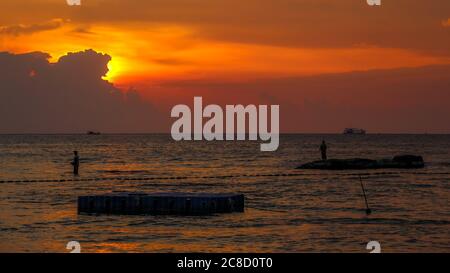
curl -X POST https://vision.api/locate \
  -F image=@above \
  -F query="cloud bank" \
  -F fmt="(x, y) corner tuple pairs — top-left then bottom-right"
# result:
(1, 49), (449, 133)
(0, 19), (66, 36)
(159, 65), (450, 133)
(0, 49), (164, 133)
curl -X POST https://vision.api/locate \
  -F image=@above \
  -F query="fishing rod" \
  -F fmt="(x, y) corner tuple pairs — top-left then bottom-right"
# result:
(359, 175), (372, 215)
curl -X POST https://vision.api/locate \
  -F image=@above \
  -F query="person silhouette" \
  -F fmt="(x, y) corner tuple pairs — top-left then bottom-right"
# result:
(320, 140), (328, 161)
(72, 151), (80, 175)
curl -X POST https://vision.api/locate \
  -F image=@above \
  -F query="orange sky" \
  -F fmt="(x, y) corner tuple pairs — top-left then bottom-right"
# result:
(1, 0), (449, 83)
(0, 0), (450, 133)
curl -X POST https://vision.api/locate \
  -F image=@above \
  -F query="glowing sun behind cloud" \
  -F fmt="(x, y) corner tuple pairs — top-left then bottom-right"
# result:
(3, 18), (449, 89)
(103, 56), (122, 81)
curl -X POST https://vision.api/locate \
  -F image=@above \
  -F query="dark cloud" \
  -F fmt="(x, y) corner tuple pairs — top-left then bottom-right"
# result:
(0, 19), (66, 36)
(159, 65), (450, 133)
(152, 58), (192, 66)
(70, 26), (95, 35)
(0, 49), (165, 133)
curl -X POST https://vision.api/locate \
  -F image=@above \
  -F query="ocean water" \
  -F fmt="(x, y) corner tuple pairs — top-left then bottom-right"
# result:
(0, 134), (448, 253)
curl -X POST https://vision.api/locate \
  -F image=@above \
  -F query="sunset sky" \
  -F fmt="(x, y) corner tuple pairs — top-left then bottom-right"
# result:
(0, 0), (449, 133)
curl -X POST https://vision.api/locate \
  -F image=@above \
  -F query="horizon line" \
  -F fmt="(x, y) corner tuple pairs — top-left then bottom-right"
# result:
(0, 132), (449, 135)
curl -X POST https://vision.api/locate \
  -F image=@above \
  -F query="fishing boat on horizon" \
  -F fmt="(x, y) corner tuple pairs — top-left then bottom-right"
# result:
(343, 128), (366, 135)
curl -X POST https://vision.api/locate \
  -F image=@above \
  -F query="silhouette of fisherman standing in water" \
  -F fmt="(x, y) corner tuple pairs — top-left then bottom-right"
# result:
(320, 140), (328, 161)
(71, 151), (80, 175)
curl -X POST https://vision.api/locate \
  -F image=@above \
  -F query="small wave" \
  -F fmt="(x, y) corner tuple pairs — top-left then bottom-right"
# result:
(289, 217), (450, 226)
(98, 170), (152, 175)
(0, 227), (19, 232)
(167, 157), (184, 162)
(412, 183), (434, 188)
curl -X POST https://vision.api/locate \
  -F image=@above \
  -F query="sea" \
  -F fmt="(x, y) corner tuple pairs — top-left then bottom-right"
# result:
(0, 134), (449, 252)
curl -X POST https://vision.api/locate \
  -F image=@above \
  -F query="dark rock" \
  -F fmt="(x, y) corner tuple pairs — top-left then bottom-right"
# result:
(297, 155), (424, 170)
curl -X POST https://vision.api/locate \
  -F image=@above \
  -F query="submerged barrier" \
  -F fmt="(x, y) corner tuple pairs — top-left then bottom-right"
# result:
(78, 192), (245, 215)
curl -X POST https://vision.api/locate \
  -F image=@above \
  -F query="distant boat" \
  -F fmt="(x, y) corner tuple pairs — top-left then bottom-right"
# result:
(87, 131), (101, 135)
(343, 128), (366, 135)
